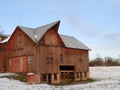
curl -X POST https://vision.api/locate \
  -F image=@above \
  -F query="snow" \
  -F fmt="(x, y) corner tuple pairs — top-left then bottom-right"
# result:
(0, 73), (15, 77)
(0, 36), (11, 43)
(0, 66), (120, 90)
(27, 73), (35, 75)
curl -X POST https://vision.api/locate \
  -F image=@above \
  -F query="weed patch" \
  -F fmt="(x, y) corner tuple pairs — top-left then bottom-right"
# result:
(0, 73), (27, 82)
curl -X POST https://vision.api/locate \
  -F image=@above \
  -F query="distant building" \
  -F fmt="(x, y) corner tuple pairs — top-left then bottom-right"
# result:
(0, 21), (90, 84)
(0, 34), (9, 41)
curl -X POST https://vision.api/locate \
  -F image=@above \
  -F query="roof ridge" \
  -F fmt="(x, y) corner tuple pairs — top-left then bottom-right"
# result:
(18, 25), (33, 30)
(60, 34), (74, 37)
(35, 20), (60, 30)
(18, 20), (60, 43)
(60, 35), (90, 50)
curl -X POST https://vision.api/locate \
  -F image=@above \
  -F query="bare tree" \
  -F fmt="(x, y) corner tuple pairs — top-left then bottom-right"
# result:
(90, 56), (120, 66)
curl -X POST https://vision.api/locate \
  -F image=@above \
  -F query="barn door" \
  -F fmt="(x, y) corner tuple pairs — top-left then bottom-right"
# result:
(8, 56), (28, 72)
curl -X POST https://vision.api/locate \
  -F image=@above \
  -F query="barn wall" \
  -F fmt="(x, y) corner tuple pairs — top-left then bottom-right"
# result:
(36, 28), (89, 83)
(0, 36), (7, 41)
(60, 48), (89, 82)
(62, 48), (89, 72)
(8, 56), (28, 72)
(0, 43), (7, 72)
(44, 28), (64, 46)
(0, 52), (5, 72)
(5, 28), (35, 72)
(36, 28), (64, 74)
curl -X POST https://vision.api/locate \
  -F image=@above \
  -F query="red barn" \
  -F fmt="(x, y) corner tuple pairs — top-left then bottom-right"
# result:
(0, 21), (90, 84)
(0, 34), (9, 72)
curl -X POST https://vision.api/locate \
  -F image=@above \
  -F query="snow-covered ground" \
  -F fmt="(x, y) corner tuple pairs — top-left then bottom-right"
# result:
(0, 66), (120, 90)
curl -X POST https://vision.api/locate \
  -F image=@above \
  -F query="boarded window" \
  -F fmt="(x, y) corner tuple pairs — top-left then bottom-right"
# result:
(28, 56), (32, 64)
(46, 47), (53, 64)
(46, 57), (53, 63)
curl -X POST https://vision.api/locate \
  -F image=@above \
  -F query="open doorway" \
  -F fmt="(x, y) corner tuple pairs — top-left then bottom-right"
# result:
(48, 74), (51, 84)
(60, 65), (74, 81)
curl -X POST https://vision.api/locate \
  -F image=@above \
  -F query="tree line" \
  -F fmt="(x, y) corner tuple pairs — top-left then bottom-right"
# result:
(89, 56), (120, 66)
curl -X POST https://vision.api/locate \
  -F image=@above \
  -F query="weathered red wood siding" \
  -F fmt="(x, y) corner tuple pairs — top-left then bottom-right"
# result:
(0, 52), (5, 72)
(5, 27), (35, 72)
(36, 28), (64, 73)
(63, 48), (89, 72)
(0, 35), (7, 41)
(0, 43), (7, 72)
(2, 24), (89, 83)
(8, 56), (28, 72)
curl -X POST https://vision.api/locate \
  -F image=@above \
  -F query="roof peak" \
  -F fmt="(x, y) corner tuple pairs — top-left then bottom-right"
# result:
(35, 20), (60, 29)
(18, 20), (60, 30)
(18, 20), (60, 43)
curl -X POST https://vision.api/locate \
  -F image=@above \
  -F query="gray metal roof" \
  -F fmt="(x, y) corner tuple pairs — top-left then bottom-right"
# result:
(0, 21), (90, 50)
(0, 36), (11, 43)
(60, 35), (90, 50)
(18, 21), (60, 43)
(18, 26), (35, 42)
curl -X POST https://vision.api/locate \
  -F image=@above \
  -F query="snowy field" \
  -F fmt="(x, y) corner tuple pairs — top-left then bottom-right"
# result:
(0, 67), (120, 90)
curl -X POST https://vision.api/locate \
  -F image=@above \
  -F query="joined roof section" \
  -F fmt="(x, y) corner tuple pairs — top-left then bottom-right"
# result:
(0, 20), (90, 50)
(18, 20), (60, 43)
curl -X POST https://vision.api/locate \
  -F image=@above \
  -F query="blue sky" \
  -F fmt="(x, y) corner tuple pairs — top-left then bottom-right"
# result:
(0, 0), (120, 59)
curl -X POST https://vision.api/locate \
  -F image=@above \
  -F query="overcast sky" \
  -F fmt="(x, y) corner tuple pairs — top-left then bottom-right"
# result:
(0, 0), (120, 59)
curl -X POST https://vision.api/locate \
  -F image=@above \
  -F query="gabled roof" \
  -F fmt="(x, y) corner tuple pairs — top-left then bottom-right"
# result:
(60, 35), (90, 50)
(18, 21), (60, 43)
(0, 21), (90, 50)
(0, 36), (11, 43)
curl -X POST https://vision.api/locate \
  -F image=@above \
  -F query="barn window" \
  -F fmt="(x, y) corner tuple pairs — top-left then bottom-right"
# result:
(60, 54), (63, 63)
(46, 56), (53, 63)
(28, 56), (32, 64)
(42, 74), (47, 81)
(9, 59), (12, 66)
(54, 73), (57, 80)
(46, 47), (53, 64)
(78, 54), (83, 62)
